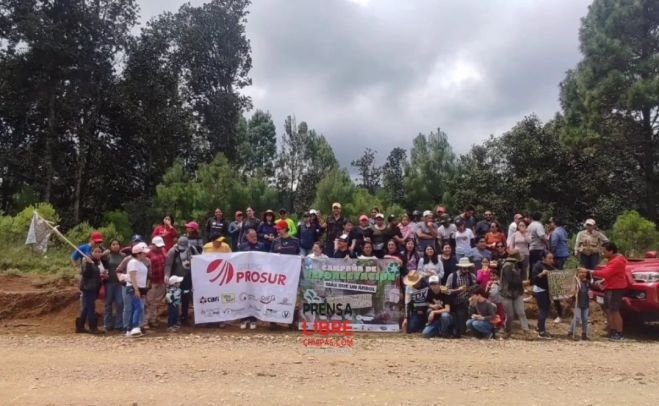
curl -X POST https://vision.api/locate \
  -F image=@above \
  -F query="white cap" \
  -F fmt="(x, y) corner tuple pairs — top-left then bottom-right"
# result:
(423, 210), (433, 217)
(428, 275), (440, 284)
(585, 219), (596, 226)
(132, 242), (150, 254)
(169, 275), (184, 285)
(152, 236), (165, 248)
(309, 209), (318, 215)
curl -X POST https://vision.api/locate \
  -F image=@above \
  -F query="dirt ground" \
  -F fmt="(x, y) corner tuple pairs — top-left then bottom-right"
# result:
(1, 275), (659, 405)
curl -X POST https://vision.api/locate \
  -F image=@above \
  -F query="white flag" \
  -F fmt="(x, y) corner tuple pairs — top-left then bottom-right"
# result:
(25, 212), (53, 255)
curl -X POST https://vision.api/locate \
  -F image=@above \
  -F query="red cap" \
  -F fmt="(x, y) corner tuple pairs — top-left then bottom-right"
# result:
(359, 215), (369, 222)
(275, 220), (289, 231)
(90, 231), (104, 243)
(235, 211), (243, 217)
(185, 221), (199, 230)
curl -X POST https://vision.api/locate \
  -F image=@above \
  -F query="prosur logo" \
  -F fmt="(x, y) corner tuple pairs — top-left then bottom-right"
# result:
(207, 259), (235, 286)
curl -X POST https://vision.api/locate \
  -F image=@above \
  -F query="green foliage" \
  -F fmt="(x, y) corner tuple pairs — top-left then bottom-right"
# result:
(611, 211), (659, 257)
(0, 203), (62, 239)
(102, 210), (132, 244)
(65, 222), (94, 247)
(312, 169), (355, 216)
(351, 148), (382, 194)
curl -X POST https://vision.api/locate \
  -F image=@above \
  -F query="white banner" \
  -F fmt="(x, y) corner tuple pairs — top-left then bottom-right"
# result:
(191, 252), (302, 324)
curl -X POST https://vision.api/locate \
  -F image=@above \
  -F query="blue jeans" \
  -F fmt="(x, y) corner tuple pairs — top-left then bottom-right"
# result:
(555, 256), (568, 270)
(580, 254), (600, 270)
(168, 303), (180, 327)
(535, 290), (550, 333)
(422, 312), (453, 337)
(128, 288), (144, 330)
(407, 309), (428, 333)
(466, 319), (494, 338)
(104, 282), (123, 330)
(569, 306), (589, 336)
(79, 290), (97, 328)
(122, 285), (132, 331)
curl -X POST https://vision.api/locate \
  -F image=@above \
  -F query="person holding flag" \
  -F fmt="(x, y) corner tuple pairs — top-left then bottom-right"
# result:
(70, 231), (104, 272)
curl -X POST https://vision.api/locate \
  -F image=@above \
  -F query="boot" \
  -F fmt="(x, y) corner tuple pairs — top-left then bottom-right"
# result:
(88, 317), (102, 334)
(75, 317), (87, 334)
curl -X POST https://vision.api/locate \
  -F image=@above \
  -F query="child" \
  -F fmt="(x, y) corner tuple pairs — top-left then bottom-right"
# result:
(166, 275), (184, 331)
(568, 270), (592, 340)
(476, 258), (493, 289)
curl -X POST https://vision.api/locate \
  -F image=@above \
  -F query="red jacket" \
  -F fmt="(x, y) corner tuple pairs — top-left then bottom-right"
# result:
(592, 254), (628, 290)
(152, 225), (178, 252)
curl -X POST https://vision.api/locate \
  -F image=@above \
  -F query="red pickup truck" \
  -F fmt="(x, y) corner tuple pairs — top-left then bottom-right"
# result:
(591, 252), (659, 324)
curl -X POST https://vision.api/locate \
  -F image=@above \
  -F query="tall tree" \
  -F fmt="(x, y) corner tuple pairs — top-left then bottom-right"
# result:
(236, 110), (277, 178)
(381, 147), (408, 206)
(351, 148), (382, 194)
(403, 128), (456, 210)
(560, 0), (659, 220)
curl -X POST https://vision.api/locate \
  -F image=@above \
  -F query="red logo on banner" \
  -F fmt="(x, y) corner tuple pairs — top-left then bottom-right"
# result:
(207, 259), (235, 286)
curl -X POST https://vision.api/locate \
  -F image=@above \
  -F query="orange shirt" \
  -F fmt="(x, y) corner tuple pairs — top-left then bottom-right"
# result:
(485, 232), (506, 247)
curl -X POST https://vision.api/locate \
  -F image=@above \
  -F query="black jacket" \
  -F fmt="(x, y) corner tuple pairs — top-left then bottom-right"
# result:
(80, 260), (103, 292)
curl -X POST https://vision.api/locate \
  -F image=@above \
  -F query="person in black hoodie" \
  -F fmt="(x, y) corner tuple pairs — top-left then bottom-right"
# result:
(532, 252), (556, 339)
(76, 246), (104, 334)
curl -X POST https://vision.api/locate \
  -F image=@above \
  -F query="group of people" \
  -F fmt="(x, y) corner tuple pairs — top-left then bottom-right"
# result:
(71, 203), (628, 340)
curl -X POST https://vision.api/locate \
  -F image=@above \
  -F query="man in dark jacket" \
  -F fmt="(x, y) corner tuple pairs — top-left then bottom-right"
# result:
(205, 208), (228, 242)
(164, 237), (198, 325)
(500, 249), (530, 339)
(325, 202), (345, 257)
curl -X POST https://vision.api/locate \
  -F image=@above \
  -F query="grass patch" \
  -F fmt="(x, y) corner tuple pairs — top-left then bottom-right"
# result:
(0, 240), (73, 275)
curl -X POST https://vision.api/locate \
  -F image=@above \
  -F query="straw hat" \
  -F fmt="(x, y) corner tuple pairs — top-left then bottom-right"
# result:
(403, 271), (423, 287)
(457, 257), (474, 268)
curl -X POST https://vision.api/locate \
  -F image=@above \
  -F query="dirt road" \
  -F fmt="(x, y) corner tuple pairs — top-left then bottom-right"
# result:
(0, 331), (657, 405)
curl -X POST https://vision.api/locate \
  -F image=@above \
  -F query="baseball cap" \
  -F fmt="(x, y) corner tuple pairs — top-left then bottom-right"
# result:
(168, 275), (184, 285)
(177, 236), (189, 250)
(132, 242), (150, 254)
(279, 208), (287, 214)
(185, 221), (199, 230)
(309, 209), (318, 215)
(375, 213), (384, 219)
(275, 220), (289, 231)
(338, 234), (349, 242)
(332, 202), (342, 209)
(428, 275), (440, 284)
(388, 214), (396, 221)
(585, 219), (596, 226)
(423, 210), (433, 217)
(131, 234), (144, 243)
(152, 236), (165, 248)
(235, 210), (243, 217)
(90, 231), (104, 243)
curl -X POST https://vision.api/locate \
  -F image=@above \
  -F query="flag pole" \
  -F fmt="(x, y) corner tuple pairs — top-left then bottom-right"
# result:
(34, 211), (91, 260)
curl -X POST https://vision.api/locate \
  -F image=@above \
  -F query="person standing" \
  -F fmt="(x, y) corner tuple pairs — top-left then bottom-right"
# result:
(228, 211), (244, 251)
(440, 244), (458, 285)
(239, 207), (261, 249)
(416, 210), (438, 255)
(278, 208), (298, 237)
(205, 208), (228, 243)
(485, 222), (506, 251)
(166, 276), (184, 332)
(469, 238), (492, 271)
(145, 236), (167, 329)
(532, 252), (556, 339)
(454, 205), (476, 231)
(184, 221), (203, 253)
(371, 213), (388, 258)
(499, 249), (531, 339)
(527, 213), (548, 273)
(549, 217), (570, 269)
(325, 203), (345, 257)
(126, 242), (151, 337)
(568, 270), (592, 340)
(454, 220), (475, 259)
(506, 213), (523, 249)
(257, 210), (277, 252)
(402, 238), (419, 274)
(437, 214), (457, 252)
(164, 237), (198, 326)
(353, 215), (373, 256)
(240, 229), (266, 330)
(575, 219), (609, 269)
(152, 215), (178, 252)
(103, 239), (125, 332)
(76, 246), (104, 334)
(445, 257), (477, 338)
(580, 242), (628, 340)
(475, 210), (494, 240)
(71, 231), (104, 272)
(399, 214), (414, 241)
(510, 221), (531, 281)
(298, 212), (321, 256)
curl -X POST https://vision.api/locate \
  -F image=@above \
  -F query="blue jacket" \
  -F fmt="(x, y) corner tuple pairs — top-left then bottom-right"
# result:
(298, 222), (321, 250)
(550, 227), (570, 258)
(257, 222), (277, 251)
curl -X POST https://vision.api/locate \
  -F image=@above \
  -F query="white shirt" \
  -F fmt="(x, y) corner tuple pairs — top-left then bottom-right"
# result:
(127, 258), (148, 289)
(507, 222), (517, 248)
(417, 258), (444, 280)
(307, 253), (328, 259)
(455, 229), (474, 255)
(437, 224), (457, 241)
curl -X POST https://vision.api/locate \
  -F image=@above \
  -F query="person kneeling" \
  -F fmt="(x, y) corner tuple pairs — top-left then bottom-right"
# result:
(466, 287), (497, 339)
(422, 275), (453, 338)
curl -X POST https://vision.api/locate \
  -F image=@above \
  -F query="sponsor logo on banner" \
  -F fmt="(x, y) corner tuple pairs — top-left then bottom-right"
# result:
(259, 295), (275, 304)
(207, 259), (235, 286)
(207, 259), (287, 286)
(199, 296), (220, 304)
(282, 310), (290, 319)
(278, 297), (293, 306)
(221, 293), (236, 304)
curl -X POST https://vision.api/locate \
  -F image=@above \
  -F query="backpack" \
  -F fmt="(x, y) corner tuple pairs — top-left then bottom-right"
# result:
(504, 262), (523, 296)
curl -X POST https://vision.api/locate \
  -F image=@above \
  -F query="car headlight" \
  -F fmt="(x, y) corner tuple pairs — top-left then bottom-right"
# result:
(633, 272), (659, 283)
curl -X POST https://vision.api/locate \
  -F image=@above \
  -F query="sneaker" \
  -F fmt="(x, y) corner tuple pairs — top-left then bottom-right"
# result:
(129, 327), (143, 337)
(240, 321), (248, 330)
(553, 317), (562, 324)
(609, 333), (625, 341)
(124, 331), (131, 337)
(167, 326), (176, 332)
(249, 321), (257, 330)
(538, 331), (551, 339)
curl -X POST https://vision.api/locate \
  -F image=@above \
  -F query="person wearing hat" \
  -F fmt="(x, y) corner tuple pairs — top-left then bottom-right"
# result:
(575, 218), (609, 269)
(166, 275), (184, 331)
(228, 211), (244, 251)
(145, 236), (168, 329)
(271, 220), (300, 255)
(115, 238), (152, 333)
(325, 203), (346, 257)
(416, 210), (438, 256)
(70, 230), (105, 273)
(126, 242), (151, 337)
(298, 212), (321, 256)
(499, 249), (531, 339)
(205, 208), (228, 243)
(103, 239), (125, 332)
(152, 215), (178, 253)
(278, 208), (298, 237)
(402, 271), (430, 333)
(421, 275), (453, 338)
(353, 214), (373, 256)
(445, 257), (477, 338)
(371, 213), (388, 258)
(202, 235), (232, 253)
(165, 236), (199, 326)
(333, 234), (354, 259)
(184, 221), (203, 253)
(257, 210), (277, 251)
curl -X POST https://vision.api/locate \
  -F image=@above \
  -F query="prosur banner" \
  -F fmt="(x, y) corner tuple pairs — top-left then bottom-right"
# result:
(191, 252), (302, 324)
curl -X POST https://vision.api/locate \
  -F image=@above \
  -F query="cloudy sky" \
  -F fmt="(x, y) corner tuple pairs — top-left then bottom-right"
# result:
(139, 0), (592, 166)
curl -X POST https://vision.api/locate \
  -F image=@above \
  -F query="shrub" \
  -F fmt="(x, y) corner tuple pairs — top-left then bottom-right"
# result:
(65, 222), (94, 247)
(611, 211), (659, 257)
(102, 210), (132, 243)
(99, 223), (124, 244)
